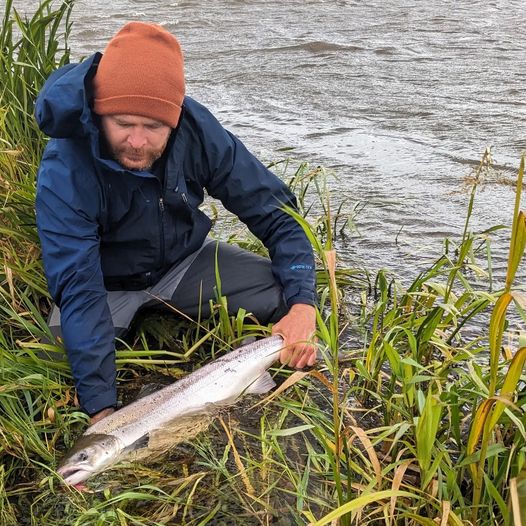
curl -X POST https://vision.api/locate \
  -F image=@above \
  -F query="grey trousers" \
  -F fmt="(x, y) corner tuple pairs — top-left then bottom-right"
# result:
(48, 239), (288, 340)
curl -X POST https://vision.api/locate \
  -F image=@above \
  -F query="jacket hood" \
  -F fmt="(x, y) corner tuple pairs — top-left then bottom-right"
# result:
(35, 53), (101, 139)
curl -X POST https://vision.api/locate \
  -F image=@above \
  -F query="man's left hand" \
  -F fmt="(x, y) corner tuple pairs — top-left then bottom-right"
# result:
(89, 407), (115, 426)
(272, 303), (317, 369)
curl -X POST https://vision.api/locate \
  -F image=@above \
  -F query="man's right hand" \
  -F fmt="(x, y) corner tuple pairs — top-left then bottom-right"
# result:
(89, 407), (115, 426)
(272, 303), (317, 369)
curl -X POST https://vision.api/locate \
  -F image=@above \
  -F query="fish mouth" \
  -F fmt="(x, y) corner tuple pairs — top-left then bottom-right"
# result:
(58, 466), (94, 486)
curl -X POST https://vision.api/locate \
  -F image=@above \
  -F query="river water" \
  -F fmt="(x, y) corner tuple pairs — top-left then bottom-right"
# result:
(14, 0), (526, 283)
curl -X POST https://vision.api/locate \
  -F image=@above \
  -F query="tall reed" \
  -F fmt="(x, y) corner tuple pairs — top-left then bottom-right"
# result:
(1, 0), (73, 338)
(467, 155), (526, 524)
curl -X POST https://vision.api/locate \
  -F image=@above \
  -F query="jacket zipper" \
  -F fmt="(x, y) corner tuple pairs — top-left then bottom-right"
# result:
(158, 194), (165, 271)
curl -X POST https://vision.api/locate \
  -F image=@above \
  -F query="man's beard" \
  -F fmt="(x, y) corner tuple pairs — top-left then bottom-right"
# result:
(110, 145), (165, 171)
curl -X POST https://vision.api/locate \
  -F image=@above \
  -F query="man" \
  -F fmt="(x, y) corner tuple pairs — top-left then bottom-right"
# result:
(35, 22), (316, 424)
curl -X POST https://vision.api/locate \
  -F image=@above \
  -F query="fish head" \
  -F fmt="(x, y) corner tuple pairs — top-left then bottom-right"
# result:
(57, 433), (123, 485)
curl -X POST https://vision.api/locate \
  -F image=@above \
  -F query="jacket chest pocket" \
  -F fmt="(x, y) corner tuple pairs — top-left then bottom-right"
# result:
(163, 190), (194, 228)
(164, 174), (203, 223)
(101, 179), (160, 234)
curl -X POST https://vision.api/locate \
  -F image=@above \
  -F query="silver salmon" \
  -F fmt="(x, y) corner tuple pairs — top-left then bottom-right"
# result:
(57, 335), (284, 485)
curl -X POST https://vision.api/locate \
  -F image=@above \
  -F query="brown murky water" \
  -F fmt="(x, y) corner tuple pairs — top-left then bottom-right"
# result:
(14, 0), (526, 281)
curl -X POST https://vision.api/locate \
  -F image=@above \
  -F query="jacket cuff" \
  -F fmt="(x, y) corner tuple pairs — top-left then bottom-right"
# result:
(81, 389), (117, 416)
(287, 292), (317, 308)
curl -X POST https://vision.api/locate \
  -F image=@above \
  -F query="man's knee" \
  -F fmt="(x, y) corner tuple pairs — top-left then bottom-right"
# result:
(170, 241), (289, 324)
(47, 322), (130, 341)
(46, 303), (132, 345)
(247, 283), (288, 324)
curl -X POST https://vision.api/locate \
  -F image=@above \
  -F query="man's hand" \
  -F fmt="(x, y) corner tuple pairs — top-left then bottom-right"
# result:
(272, 303), (317, 369)
(89, 407), (115, 426)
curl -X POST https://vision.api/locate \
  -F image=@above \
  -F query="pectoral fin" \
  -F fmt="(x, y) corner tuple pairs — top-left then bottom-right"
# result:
(122, 433), (150, 453)
(246, 372), (276, 395)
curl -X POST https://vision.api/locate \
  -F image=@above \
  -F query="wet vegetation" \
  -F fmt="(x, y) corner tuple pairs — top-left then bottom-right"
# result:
(1, 1), (526, 524)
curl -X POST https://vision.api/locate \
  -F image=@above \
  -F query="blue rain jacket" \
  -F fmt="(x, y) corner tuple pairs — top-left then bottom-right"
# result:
(35, 53), (316, 415)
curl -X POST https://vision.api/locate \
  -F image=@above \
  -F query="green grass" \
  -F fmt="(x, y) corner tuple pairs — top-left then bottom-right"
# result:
(2, 1), (526, 525)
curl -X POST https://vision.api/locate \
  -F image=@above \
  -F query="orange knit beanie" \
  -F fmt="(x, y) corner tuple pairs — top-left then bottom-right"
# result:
(93, 22), (185, 127)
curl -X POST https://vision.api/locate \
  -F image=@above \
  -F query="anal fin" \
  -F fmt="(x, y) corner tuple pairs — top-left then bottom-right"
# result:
(246, 372), (276, 395)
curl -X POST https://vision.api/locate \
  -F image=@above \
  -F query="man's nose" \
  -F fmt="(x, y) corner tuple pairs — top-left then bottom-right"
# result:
(127, 130), (147, 149)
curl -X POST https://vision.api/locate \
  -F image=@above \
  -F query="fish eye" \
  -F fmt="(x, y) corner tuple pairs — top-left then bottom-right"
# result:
(77, 452), (88, 462)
